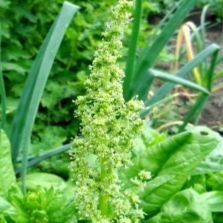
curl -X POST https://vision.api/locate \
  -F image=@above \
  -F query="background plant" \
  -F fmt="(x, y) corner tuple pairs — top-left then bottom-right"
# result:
(0, 0), (153, 179)
(149, 0), (223, 18)
(0, 0), (121, 154)
(123, 0), (221, 133)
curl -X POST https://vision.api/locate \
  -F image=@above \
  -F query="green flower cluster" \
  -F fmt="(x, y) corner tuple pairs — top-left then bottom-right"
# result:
(71, 0), (144, 222)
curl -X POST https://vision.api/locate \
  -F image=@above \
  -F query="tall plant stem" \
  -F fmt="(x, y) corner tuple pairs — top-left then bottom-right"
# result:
(99, 160), (109, 216)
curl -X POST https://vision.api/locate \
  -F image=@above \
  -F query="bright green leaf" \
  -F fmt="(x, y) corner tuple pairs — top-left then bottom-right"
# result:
(147, 189), (213, 223)
(25, 172), (66, 191)
(0, 129), (16, 197)
(142, 127), (220, 215)
(0, 196), (15, 216)
(202, 191), (223, 212)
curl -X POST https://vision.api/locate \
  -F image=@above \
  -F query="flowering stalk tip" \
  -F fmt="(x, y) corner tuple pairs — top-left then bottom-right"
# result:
(71, 1), (144, 222)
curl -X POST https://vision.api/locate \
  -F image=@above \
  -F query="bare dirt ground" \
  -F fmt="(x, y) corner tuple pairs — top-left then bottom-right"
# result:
(200, 22), (223, 133)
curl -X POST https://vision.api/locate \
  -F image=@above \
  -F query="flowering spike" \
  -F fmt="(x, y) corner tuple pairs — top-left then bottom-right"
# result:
(71, 0), (144, 222)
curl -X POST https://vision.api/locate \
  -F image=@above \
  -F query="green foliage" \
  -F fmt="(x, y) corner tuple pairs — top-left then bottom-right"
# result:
(0, 129), (16, 197)
(124, 0), (220, 131)
(25, 172), (66, 191)
(7, 187), (76, 223)
(147, 189), (213, 223)
(202, 191), (223, 212)
(150, 0), (223, 18)
(0, 0), (223, 222)
(2, 2), (78, 194)
(0, 196), (15, 219)
(0, 0), (119, 151)
(9, 1), (78, 164)
(131, 127), (220, 214)
(121, 125), (223, 222)
(0, 140), (76, 222)
(124, 0), (196, 100)
(149, 68), (210, 94)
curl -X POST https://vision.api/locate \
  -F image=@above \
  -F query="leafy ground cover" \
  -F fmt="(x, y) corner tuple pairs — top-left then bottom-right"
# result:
(0, 0), (223, 222)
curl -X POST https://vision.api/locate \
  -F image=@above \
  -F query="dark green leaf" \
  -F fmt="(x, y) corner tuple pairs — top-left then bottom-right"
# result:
(10, 2), (79, 164)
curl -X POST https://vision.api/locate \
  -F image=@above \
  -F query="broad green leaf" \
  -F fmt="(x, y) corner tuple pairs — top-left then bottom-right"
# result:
(0, 129), (16, 196)
(25, 173), (66, 191)
(121, 127), (221, 215)
(193, 134), (223, 175)
(0, 217), (7, 223)
(202, 191), (223, 212)
(147, 189), (213, 223)
(141, 127), (220, 214)
(123, 131), (190, 181)
(0, 196), (15, 216)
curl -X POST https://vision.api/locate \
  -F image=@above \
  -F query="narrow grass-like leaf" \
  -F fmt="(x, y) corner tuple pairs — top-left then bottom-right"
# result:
(179, 47), (219, 130)
(16, 143), (71, 174)
(149, 69), (210, 95)
(20, 137), (29, 193)
(199, 4), (210, 75)
(0, 31), (6, 130)
(140, 94), (177, 118)
(200, 5), (210, 49)
(10, 2), (78, 192)
(146, 44), (219, 106)
(10, 2), (78, 164)
(124, 0), (196, 100)
(123, 0), (142, 95)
